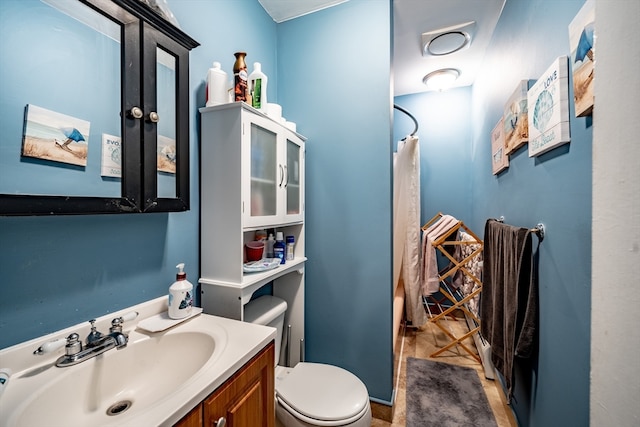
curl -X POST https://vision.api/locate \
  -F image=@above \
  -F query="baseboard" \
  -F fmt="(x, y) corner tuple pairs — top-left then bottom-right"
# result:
(371, 398), (394, 422)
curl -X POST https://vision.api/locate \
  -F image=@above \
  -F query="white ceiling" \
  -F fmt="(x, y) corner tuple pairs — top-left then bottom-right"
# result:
(258, 0), (505, 96)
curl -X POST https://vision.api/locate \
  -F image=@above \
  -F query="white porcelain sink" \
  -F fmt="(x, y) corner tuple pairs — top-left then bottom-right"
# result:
(0, 297), (276, 427)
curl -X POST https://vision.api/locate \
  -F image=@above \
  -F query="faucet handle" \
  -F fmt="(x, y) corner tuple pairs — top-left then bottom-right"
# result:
(86, 319), (103, 345)
(64, 333), (82, 356)
(33, 337), (66, 355)
(109, 311), (138, 334)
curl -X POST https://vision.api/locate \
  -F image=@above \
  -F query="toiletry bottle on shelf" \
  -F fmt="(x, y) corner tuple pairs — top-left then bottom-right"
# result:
(168, 263), (193, 319)
(233, 52), (248, 103)
(266, 233), (275, 258)
(274, 232), (285, 264)
(286, 235), (295, 260)
(248, 62), (268, 111)
(205, 61), (228, 107)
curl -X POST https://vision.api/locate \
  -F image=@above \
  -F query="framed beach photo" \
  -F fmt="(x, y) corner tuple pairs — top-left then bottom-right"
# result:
(569, 0), (595, 117)
(22, 104), (90, 167)
(503, 80), (530, 155)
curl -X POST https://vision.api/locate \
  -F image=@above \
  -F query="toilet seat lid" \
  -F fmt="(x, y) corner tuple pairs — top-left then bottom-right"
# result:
(276, 362), (369, 423)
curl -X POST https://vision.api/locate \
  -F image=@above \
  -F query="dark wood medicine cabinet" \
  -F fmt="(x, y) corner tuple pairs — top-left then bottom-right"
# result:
(0, 0), (199, 216)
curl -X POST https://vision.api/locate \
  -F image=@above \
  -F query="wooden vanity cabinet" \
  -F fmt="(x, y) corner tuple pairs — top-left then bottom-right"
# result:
(174, 342), (275, 427)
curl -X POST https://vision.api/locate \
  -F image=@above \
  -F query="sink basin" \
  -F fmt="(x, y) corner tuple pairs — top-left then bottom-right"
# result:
(12, 332), (214, 427)
(5, 331), (216, 427)
(0, 297), (275, 427)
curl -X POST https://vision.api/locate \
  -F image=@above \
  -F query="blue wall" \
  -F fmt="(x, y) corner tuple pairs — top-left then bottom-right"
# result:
(277, 0), (394, 402)
(394, 88), (474, 225)
(397, 0), (592, 425)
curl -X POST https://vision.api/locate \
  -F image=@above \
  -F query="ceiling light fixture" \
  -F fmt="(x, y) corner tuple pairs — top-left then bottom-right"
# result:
(423, 68), (460, 91)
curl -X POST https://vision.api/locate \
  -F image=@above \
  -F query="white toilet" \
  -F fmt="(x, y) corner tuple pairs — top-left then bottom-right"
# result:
(244, 295), (372, 427)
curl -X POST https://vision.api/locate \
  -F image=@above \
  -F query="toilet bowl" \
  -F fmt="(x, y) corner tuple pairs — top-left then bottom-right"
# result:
(244, 296), (372, 427)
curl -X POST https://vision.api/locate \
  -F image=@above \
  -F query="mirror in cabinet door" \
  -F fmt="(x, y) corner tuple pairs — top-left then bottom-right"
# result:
(0, 0), (199, 215)
(243, 113), (305, 228)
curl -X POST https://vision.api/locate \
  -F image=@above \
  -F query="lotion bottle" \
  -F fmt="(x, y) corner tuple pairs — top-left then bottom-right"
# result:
(168, 263), (193, 319)
(205, 61), (228, 107)
(248, 62), (268, 111)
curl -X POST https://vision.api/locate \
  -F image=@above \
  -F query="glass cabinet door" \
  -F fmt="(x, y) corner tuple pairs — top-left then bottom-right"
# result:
(285, 138), (303, 220)
(249, 122), (278, 220)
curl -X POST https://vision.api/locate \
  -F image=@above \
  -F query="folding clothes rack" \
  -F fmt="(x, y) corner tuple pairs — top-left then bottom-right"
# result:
(422, 213), (484, 363)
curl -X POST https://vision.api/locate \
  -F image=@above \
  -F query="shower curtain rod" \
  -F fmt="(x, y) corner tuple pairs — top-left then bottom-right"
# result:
(394, 104), (418, 136)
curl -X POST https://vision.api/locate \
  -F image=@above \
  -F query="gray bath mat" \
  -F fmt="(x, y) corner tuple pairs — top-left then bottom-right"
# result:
(406, 357), (498, 427)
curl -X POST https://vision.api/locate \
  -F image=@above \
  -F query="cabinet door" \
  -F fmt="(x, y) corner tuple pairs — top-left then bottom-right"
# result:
(243, 115), (279, 228)
(203, 342), (275, 427)
(174, 404), (202, 427)
(283, 135), (304, 224)
(140, 22), (192, 213)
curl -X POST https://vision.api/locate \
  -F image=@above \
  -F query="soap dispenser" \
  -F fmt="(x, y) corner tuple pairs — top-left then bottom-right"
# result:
(168, 263), (193, 319)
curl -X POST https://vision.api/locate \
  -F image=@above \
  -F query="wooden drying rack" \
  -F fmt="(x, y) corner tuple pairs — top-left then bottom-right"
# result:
(422, 213), (483, 362)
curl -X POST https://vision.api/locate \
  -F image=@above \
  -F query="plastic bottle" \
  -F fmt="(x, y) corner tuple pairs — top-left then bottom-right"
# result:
(205, 61), (228, 107)
(286, 235), (295, 260)
(168, 263), (193, 319)
(248, 62), (268, 111)
(233, 52), (248, 103)
(273, 232), (285, 264)
(266, 233), (275, 258)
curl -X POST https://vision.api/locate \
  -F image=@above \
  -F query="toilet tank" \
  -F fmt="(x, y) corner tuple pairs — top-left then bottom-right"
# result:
(244, 295), (287, 366)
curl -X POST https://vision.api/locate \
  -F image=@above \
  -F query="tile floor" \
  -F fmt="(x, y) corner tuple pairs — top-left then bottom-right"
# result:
(371, 316), (517, 427)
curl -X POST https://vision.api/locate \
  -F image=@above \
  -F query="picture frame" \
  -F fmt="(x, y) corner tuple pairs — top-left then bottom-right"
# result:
(22, 104), (90, 167)
(491, 117), (509, 175)
(528, 56), (571, 157)
(569, 0), (595, 117)
(503, 80), (530, 155)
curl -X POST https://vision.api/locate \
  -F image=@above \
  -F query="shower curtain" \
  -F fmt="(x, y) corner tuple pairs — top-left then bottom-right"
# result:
(393, 135), (426, 330)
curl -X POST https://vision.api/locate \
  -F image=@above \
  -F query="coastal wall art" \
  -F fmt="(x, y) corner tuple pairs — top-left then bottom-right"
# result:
(569, 0), (595, 117)
(22, 104), (90, 167)
(503, 80), (530, 155)
(528, 56), (571, 157)
(491, 117), (509, 175)
(101, 133), (121, 178)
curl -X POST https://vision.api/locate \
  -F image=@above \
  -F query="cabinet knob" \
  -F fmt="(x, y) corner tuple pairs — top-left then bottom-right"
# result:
(147, 111), (159, 123)
(214, 417), (226, 427)
(128, 107), (143, 119)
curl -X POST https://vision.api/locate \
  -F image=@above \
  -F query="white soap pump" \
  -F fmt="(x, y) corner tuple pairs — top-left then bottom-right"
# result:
(168, 263), (193, 319)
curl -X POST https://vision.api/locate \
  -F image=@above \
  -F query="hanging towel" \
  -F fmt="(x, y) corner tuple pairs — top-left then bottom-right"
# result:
(480, 219), (537, 400)
(421, 214), (459, 297)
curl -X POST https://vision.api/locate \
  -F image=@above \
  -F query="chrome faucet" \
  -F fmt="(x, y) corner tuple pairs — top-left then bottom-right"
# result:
(33, 312), (138, 368)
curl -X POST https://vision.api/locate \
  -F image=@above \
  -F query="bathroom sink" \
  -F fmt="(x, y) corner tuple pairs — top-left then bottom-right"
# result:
(10, 332), (215, 427)
(0, 297), (276, 427)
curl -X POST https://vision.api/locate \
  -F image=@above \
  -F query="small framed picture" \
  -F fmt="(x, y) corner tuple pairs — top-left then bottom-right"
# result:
(503, 80), (530, 155)
(22, 104), (90, 167)
(528, 56), (571, 157)
(491, 118), (509, 175)
(569, 0), (595, 117)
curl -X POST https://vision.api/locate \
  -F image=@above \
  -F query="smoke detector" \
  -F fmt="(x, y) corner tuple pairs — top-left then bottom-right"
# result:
(421, 21), (476, 56)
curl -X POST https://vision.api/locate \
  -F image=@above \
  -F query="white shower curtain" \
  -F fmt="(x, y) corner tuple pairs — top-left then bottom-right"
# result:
(393, 135), (427, 328)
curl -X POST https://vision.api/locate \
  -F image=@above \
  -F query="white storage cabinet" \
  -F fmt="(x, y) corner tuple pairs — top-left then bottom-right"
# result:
(199, 102), (306, 366)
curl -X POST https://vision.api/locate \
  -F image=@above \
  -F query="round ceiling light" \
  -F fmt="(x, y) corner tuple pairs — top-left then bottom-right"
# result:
(426, 31), (470, 56)
(423, 68), (460, 91)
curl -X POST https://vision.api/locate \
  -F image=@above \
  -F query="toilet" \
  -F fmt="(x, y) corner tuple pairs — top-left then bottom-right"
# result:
(244, 295), (372, 427)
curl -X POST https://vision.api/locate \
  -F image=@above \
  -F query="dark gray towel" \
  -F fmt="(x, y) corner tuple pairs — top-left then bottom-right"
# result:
(480, 219), (537, 400)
